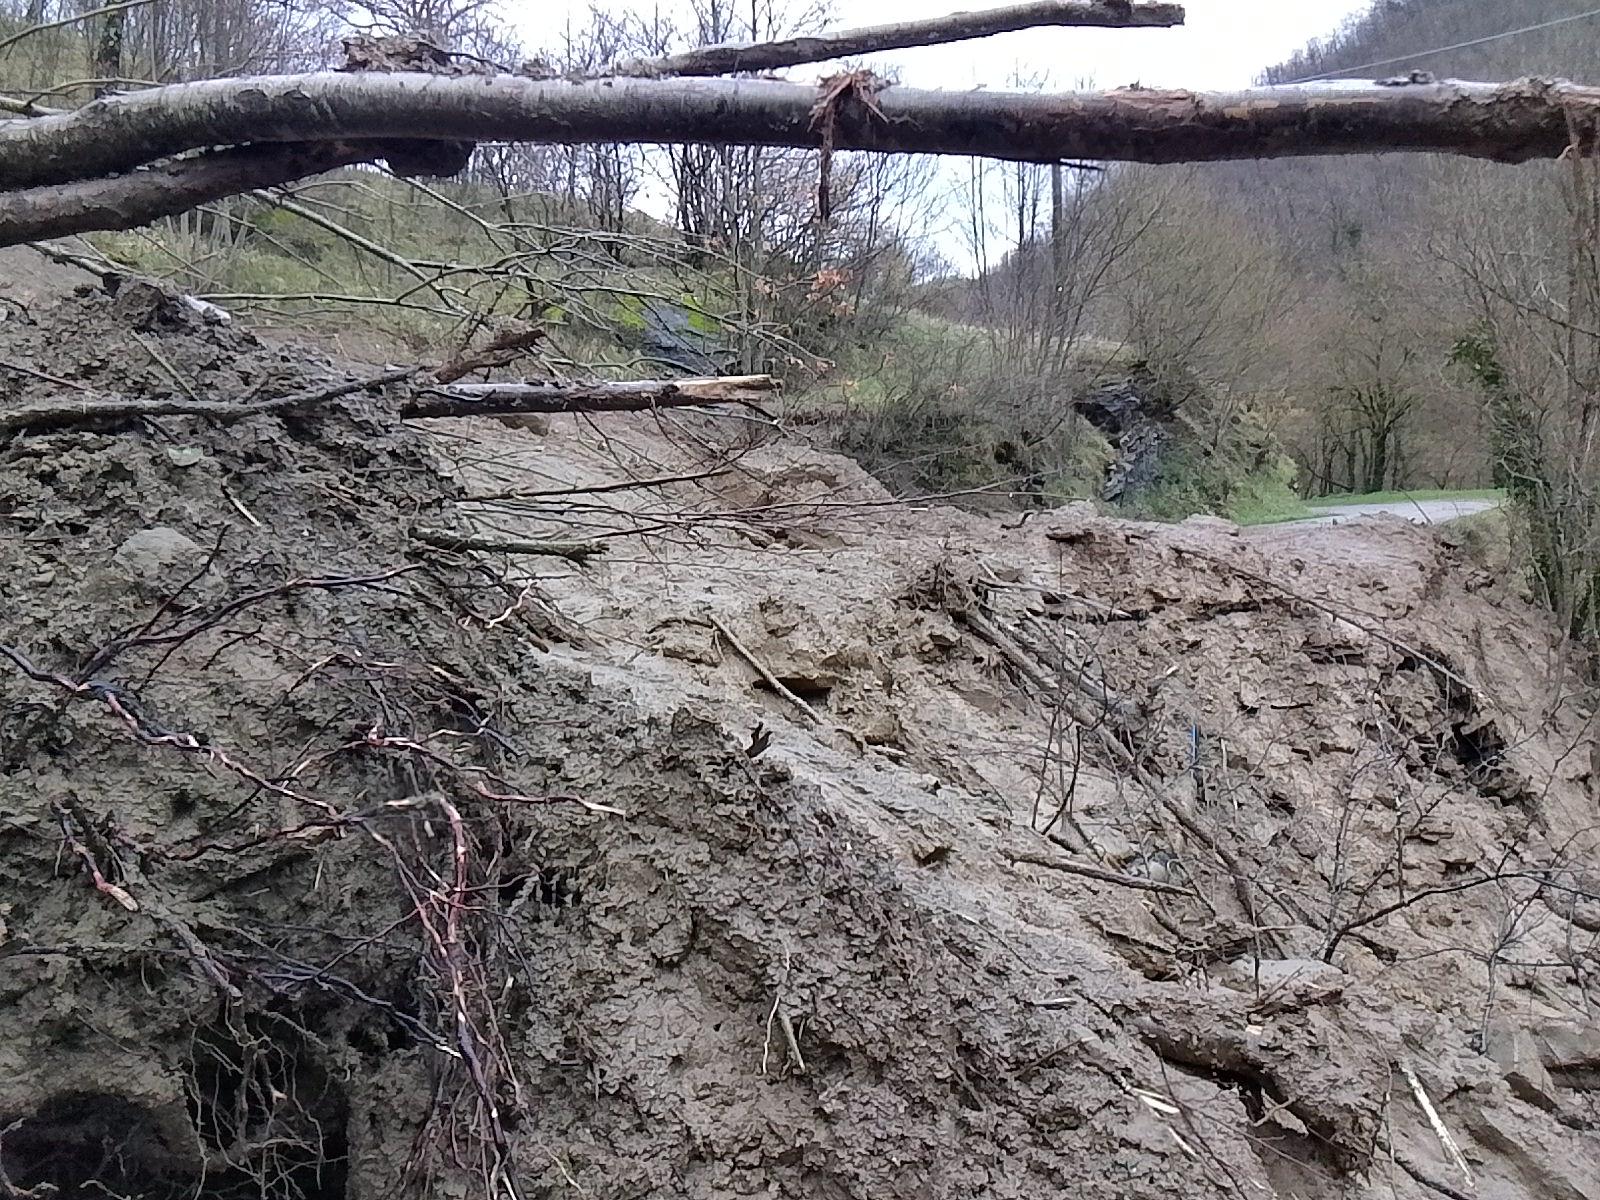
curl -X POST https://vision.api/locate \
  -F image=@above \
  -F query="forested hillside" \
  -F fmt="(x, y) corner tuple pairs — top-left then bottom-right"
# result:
(1196, 0), (1600, 638)
(1212, 0), (1600, 497)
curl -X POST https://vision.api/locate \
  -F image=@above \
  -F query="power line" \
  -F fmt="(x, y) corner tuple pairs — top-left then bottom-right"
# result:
(1283, 5), (1600, 84)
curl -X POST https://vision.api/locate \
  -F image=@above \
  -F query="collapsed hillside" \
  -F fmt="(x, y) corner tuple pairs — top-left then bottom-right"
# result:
(0, 275), (1597, 1200)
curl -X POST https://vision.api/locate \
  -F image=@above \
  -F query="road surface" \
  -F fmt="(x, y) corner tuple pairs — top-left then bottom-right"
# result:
(1294, 498), (1499, 527)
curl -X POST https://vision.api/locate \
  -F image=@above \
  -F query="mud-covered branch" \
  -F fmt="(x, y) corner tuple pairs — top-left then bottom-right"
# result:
(409, 527), (607, 562)
(0, 370), (772, 438)
(0, 74), (1592, 199)
(614, 0), (1184, 77)
(402, 375), (780, 418)
(0, 368), (416, 436)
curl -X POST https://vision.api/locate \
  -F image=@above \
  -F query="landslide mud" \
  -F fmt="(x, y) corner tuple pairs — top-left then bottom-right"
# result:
(1, 274), (1596, 1200)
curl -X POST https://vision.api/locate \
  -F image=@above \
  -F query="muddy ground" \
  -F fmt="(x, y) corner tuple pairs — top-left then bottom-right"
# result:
(0, 267), (1597, 1200)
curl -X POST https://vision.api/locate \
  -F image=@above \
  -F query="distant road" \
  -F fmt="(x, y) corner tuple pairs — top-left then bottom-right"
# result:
(1293, 498), (1500, 527)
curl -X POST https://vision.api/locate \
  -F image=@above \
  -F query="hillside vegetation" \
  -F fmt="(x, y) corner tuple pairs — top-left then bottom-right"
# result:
(1223, 0), (1600, 639)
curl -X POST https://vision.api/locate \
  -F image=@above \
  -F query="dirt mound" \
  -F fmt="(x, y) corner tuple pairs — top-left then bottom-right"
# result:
(2, 282), (1598, 1200)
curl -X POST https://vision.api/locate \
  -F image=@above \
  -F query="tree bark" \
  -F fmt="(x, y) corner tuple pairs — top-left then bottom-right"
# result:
(0, 143), (372, 246)
(92, 5), (125, 100)
(402, 375), (779, 419)
(614, 0), (1184, 78)
(0, 75), (1594, 246)
(1, 74), (1593, 195)
(0, 373), (770, 438)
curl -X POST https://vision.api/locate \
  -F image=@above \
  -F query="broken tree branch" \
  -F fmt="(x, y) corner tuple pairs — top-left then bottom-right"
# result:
(615, 0), (1184, 77)
(0, 371), (770, 437)
(708, 613), (825, 726)
(1400, 1062), (1475, 1188)
(0, 141), (373, 245)
(0, 368), (415, 436)
(0, 74), (1592, 202)
(402, 375), (779, 418)
(28, 239), (230, 323)
(409, 527), (606, 562)
(1005, 848), (1191, 896)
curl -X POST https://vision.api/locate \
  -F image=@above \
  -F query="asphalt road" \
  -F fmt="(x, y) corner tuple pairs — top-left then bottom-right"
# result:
(1295, 498), (1500, 527)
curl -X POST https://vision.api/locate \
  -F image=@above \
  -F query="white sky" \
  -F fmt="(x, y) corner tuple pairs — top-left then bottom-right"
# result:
(498, 0), (1378, 269)
(503, 0), (1377, 89)
(789, 0), (1375, 90)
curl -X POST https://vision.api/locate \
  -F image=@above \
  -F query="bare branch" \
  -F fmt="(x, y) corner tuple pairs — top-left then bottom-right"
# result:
(614, 0), (1185, 78)
(0, 0), (155, 61)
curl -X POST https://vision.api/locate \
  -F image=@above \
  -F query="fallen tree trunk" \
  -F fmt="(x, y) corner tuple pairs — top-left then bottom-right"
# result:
(0, 142), (372, 245)
(614, 0), (1184, 77)
(0, 373), (773, 437)
(403, 375), (780, 418)
(0, 74), (1593, 199)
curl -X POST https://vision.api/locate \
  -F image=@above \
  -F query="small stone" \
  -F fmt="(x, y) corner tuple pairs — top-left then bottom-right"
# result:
(115, 526), (202, 575)
(650, 620), (721, 667)
(110, 527), (210, 601)
(166, 446), (206, 468)
(488, 413), (551, 435)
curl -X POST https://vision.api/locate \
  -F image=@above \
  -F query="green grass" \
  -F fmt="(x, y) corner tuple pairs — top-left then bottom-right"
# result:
(1313, 487), (1504, 507)
(1231, 494), (1316, 525)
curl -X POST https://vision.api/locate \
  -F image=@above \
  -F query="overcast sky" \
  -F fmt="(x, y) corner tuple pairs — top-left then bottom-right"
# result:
(499, 0), (1378, 269)
(505, 0), (1377, 89)
(785, 0), (1375, 90)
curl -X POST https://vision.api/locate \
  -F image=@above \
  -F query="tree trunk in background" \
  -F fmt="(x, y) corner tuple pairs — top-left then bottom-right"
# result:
(1050, 162), (1066, 321)
(93, 5), (125, 99)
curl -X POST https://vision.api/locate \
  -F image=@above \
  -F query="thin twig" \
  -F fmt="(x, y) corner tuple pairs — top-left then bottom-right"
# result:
(0, 356), (92, 392)
(708, 613), (823, 726)
(0, 0), (155, 59)
(1400, 1062), (1474, 1187)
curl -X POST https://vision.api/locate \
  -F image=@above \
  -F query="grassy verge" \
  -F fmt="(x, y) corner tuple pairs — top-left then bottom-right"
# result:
(1313, 487), (1504, 507)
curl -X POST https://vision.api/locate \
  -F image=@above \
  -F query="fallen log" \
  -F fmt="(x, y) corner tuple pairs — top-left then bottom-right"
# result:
(0, 74), (1593, 201)
(402, 375), (780, 419)
(615, 0), (1184, 78)
(0, 373), (772, 437)
(0, 369), (415, 437)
